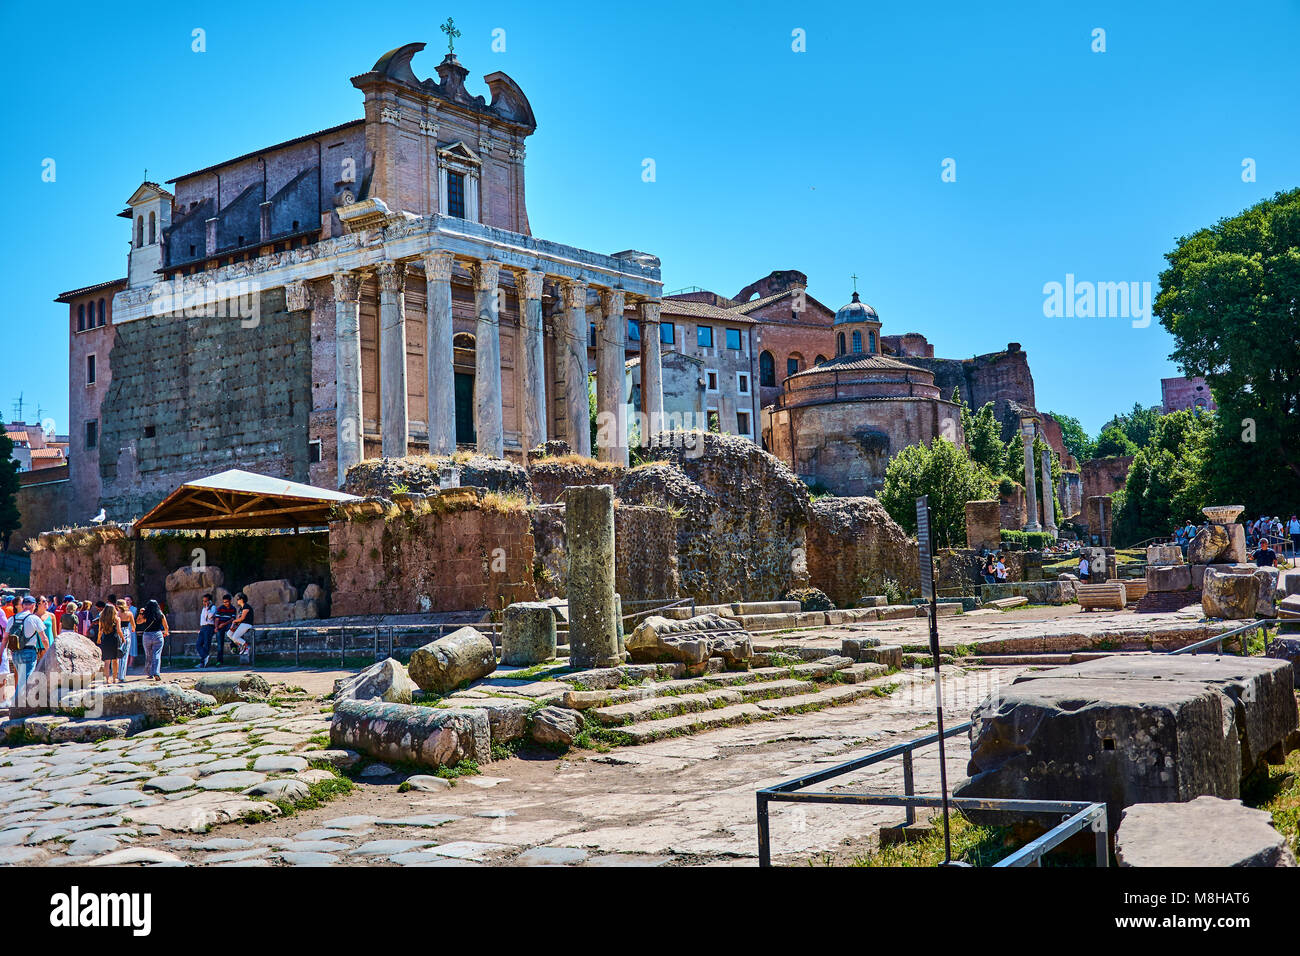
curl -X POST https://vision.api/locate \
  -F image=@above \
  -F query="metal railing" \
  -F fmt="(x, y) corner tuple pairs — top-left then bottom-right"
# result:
(756, 720), (1110, 867)
(1167, 618), (1279, 657)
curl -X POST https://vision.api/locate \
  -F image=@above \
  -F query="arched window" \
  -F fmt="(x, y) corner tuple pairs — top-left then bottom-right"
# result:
(98, 298), (106, 326)
(852, 330), (862, 353)
(837, 332), (845, 356)
(135, 215), (144, 248)
(815, 355), (827, 365)
(868, 331), (876, 353)
(787, 352), (804, 378)
(148, 211), (156, 244)
(77, 304), (85, 331)
(759, 351), (775, 387)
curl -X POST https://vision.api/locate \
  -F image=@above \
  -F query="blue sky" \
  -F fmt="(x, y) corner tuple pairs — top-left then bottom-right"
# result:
(4, 0), (1297, 436)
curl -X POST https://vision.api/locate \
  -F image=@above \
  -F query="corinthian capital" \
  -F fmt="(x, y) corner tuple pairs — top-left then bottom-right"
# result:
(376, 261), (405, 296)
(472, 259), (501, 293)
(560, 279), (588, 311)
(422, 250), (455, 283)
(599, 288), (625, 317)
(517, 269), (544, 301)
(332, 271), (362, 302)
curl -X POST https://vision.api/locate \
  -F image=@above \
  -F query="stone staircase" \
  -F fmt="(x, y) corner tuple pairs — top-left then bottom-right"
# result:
(558, 655), (897, 745)
(657, 599), (925, 631)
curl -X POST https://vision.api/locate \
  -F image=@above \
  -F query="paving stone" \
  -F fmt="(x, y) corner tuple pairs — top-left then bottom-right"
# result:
(358, 763), (396, 778)
(66, 834), (121, 857)
(70, 790), (156, 807)
(0, 846), (46, 865)
(284, 839), (350, 853)
(388, 852), (481, 866)
(347, 839), (438, 856)
(373, 815), (459, 828)
(403, 775), (451, 792)
(144, 776), (197, 793)
(197, 771), (267, 791)
(251, 755), (309, 774)
(198, 758), (249, 775)
(583, 853), (672, 867)
(462, 777), (510, 789)
(475, 809), (516, 819)
(156, 753), (217, 769)
(229, 704), (278, 721)
(88, 847), (186, 866)
(202, 847), (270, 863)
(516, 846), (588, 866)
(321, 815), (377, 829)
(296, 828), (372, 842)
(426, 841), (511, 860)
(243, 779), (310, 802)
(277, 851), (339, 866)
(189, 838), (255, 851)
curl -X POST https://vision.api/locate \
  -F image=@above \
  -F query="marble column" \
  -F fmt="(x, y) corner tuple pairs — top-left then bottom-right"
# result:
(422, 250), (456, 456)
(638, 299), (664, 448)
(560, 279), (591, 457)
(516, 269), (547, 452)
(1021, 419), (1041, 532)
(332, 271), (364, 485)
(565, 483), (621, 669)
(376, 262), (408, 458)
(596, 288), (627, 465)
(472, 259), (504, 458)
(1040, 443), (1057, 535)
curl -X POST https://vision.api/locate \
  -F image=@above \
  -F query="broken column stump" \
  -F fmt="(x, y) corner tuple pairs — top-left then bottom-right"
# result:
(565, 484), (622, 669)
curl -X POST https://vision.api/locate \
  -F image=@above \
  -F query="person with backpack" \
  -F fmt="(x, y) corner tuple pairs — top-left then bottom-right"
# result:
(11, 595), (47, 689)
(135, 599), (169, 681)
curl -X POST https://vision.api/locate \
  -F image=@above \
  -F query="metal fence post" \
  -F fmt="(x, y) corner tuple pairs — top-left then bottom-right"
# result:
(902, 749), (917, 827)
(756, 792), (771, 868)
(340, 627), (345, 667)
(294, 628), (300, 667)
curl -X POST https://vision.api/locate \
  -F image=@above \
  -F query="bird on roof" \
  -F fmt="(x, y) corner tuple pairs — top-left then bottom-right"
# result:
(90, 508), (106, 525)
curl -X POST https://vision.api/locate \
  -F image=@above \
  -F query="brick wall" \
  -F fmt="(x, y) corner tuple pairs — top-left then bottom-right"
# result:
(1081, 455), (1133, 503)
(805, 497), (920, 607)
(98, 287), (312, 520)
(14, 469), (71, 550)
(329, 494), (536, 616)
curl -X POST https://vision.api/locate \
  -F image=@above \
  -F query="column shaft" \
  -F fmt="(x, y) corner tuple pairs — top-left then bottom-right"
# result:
(638, 300), (664, 448)
(561, 280), (591, 457)
(1041, 444), (1057, 534)
(517, 269), (547, 452)
(423, 251), (456, 455)
(1021, 421), (1041, 532)
(332, 271), (363, 485)
(473, 260), (504, 457)
(377, 262), (408, 458)
(596, 288), (627, 465)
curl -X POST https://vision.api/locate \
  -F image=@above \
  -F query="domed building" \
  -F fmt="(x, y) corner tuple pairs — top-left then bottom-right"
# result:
(763, 290), (964, 496)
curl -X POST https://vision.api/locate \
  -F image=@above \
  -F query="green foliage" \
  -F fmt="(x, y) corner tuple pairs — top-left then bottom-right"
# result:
(1046, 411), (1095, 462)
(1102, 402), (1163, 450)
(962, 401), (1009, 476)
(879, 438), (997, 548)
(999, 529), (1056, 550)
(1092, 425), (1138, 459)
(1113, 409), (1213, 544)
(1156, 188), (1300, 498)
(0, 428), (21, 549)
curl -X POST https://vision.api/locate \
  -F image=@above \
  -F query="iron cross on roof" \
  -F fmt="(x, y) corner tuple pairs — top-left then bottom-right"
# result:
(851, 273), (858, 293)
(440, 16), (461, 54)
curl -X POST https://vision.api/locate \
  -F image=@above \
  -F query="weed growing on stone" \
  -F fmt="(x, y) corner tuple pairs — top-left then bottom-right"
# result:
(434, 759), (481, 780)
(1243, 745), (1300, 850)
(847, 813), (1013, 867)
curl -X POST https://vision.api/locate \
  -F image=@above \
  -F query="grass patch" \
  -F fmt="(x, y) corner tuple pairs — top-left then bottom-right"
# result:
(434, 759), (481, 780)
(1243, 743), (1300, 851)
(847, 813), (1014, 867)
(306, 733), (330, 748)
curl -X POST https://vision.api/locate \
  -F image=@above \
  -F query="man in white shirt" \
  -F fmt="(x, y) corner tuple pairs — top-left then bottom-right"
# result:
(1078, 555), (1091, 582)
(196, 593), (217, 669)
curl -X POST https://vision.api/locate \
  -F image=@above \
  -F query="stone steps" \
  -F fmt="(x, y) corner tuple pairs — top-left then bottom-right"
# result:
(590, 677), (823, 726)
(658, 601), (803, 621)
(611, 703), (767, 744)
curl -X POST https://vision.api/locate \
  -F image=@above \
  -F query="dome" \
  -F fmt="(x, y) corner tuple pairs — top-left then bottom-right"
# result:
(834, 291), (878, 325)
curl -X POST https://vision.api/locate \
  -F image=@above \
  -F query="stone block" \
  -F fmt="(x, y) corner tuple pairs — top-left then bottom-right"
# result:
(1282, 570), (1300, 598)
(194, 672), (272, 704)
(859, 644), (903, 668)
(407, 627), (497, 694)
(1203, 568), (1261, 620)
(1145, 545), (1184, 567)
(529, 706), (581, 748)
(60, 684), (217, 727)
(1254, 567), (1279, 618)
(625, 614), (753, 668)
(1266, 637), (1300, 688)
(1116, 797), (1295, 867)
(501, 602), (558, 666)
(330, 699), (491, 769)
(840, 636), (881, 660)
(333, 659), (415, 704)
(1146, 564), (1192, 593)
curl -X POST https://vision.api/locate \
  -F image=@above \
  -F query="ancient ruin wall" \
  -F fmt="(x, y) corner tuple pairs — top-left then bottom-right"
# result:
(30, 527), (136, 600)
(530, 502), (679, 602)
(329, 492), (536, 616)
(527, 457), (626, 505)
(1081, 455), (1134, 503)
(618, 433), (809, 603)
(805, 497), (920, 607)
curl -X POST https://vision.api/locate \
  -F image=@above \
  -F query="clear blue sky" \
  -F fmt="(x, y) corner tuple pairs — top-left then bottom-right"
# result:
(4, 0), (1297, 436)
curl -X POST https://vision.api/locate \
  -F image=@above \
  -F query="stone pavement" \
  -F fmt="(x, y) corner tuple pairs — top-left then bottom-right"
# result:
(0, 662), (1021, 866)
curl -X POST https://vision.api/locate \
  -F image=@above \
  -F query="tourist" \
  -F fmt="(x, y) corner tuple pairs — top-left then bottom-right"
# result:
(34, 596), (55, 658)
(213, 594), (237, 666)
(1253, 537), (1277, 568)
(982, 555), (997, 585)
(994, 554), (1008, 583)
(12, 595), (45, 689)
(1078, 553), (1091, 582)
(1288, 514), (1300, 555)
(116, 600), (134, 681)
(58, 598), (79, 634)
(96, 604), (123, 684)
(228, 593), (254, 659)
(0, 603), (11, 703)
(196, 593), (216, 668)
(136, 599), (169, 682)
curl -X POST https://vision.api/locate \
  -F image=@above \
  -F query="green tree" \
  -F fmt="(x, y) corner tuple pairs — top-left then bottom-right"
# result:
(1093, 425), (1138, 459)
(879, 438), (997, 548)
(0, 429), (21, 550)
(964, 401), (1009, 477)
(1046, 411), (1095, 462)
(1113, 410), (1213, 544)
(1155, 187), (1300, 501)
(1102, 402), (1162, 449)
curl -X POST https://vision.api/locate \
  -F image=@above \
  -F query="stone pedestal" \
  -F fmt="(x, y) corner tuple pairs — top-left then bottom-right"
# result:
(565, 484), (621, 669)
(501, 602), (557, 666)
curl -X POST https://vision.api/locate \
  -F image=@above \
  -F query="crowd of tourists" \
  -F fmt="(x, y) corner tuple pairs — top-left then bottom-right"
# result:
(1170, 513), (1299, 568)
(0, 588), (258, 701)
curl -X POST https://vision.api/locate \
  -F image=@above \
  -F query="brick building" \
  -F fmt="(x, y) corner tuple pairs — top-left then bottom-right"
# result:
(1161, 375), (1216, 414)
(60, 41), (665, 521)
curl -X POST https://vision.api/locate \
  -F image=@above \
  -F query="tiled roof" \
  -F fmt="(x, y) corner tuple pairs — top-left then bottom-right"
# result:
(55, 277), (127, 303)
(31, 448), (65, 459)
(3, 429), (29, 444)
(728, 288), (834, 317)
(658, 298), (756, 324)
(785, 352), (920, 381)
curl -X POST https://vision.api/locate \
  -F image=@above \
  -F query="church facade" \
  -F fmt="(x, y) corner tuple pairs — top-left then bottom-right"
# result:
(78, 41), (664, 520)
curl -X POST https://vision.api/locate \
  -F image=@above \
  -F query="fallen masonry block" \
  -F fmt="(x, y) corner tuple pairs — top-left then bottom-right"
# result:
(195, 672), (272, 704)
(840, 636), (882, 659)
(1115, 796), (1296, 867)
(1202, 568), (1261, 620)
(1077, 583), (1126, 611)
(859, 645), (903, 669)
(1146, 564), (1192, 593)
(501, 602), (558, 666)
(878, 605), (921, 621)
(987, 596), (1029, 610)
(330, 699), (491, 769)
(333, 658), (415, 704)
(60, 684), (217, 727)
(408, 626), (497, 694)
(1, 713), (146, 744)
(626, 614), (754, 671)
(445, 697), (533, 745)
